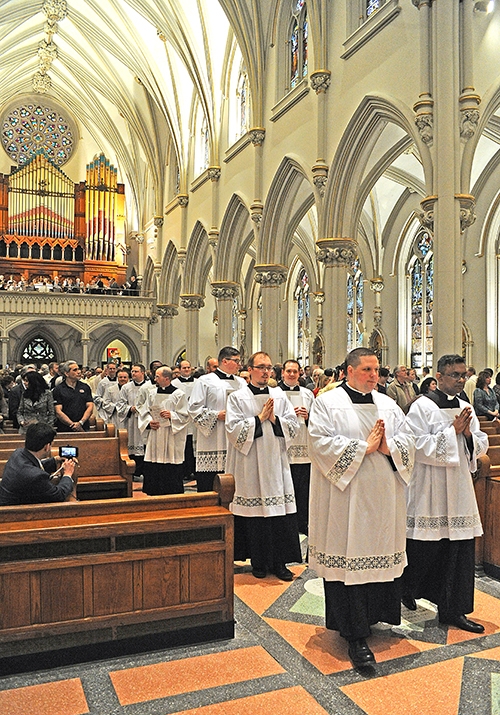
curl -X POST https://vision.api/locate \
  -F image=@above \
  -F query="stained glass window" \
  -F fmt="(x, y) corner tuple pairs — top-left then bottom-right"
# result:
(295, 268), (310, 364)
(289, 3), (308, 90)
(367, 0), (383, 17)
(237, 70), (249, 139)
(347, 259), (364, 352)
(1, 102), (75, 167)
(22, 336), (56, 363)
(410, 230), (433, 368)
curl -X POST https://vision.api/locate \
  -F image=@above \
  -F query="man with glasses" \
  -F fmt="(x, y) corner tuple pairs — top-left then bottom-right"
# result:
(226, 352), (301, 581)
(402, 354), (488, 632)
(188, 346), (246, 491)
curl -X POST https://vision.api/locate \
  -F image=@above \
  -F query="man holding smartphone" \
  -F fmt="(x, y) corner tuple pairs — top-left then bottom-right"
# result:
(0, 422), (77, 505)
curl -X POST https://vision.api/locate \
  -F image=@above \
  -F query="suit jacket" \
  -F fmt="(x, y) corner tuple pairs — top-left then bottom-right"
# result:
(0, 448), (73, 505)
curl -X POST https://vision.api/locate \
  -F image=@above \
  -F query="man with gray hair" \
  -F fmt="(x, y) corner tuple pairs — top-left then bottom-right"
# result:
(52, 361), (94, 432)
(138, 365), (189, 495)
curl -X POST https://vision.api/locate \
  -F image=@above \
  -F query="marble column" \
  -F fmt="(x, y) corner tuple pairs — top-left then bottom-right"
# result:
(254, 265), (287, 361)
(316, 238), (357, 367)
(157, 304), (179, 365)
(211, 282), (239, 349)
(141, 339), (149, 366)
(180, 294), (205, 366)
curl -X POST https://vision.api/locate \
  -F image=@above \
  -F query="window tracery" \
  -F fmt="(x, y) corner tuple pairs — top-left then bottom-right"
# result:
(22, 336), (56, 363)
(347, 259), (364, 352)
(410, 230), (433, 368)
(1, 101), (75, 167)
(295, 268), (310, 365)
(289, 1), (308, 91)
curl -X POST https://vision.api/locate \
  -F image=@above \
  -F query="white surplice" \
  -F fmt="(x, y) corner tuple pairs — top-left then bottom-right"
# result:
(116, 380), (153, 456)
(403, 394), (487, 541)
(308, 386), (415, 586)
(282, 386), (314, 464)
(225, 386), (299, 518)
(138, 388), (189, 464)
(100, 382), (127, 430)
(188, 373), (246, 472)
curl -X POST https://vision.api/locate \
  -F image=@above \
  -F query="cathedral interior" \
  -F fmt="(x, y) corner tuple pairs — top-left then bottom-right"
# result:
(2, 1), (500, 713)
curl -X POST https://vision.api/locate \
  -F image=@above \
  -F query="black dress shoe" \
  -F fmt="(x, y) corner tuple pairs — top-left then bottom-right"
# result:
(401, 594), (417, 611)
(348, 638), (376, 668)
(439, 614), (485, 633)
(251, 568), (267, 579)
(273, 566), (294, 581)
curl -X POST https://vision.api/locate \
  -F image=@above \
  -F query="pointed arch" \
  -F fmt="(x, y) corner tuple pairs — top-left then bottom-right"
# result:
(159, 241), (181, 305)
(323, 94), (431, 240)
(141, 256), (158, 299)
(259, 156), (315, 266)
(215, 194), (254, 282)
(183, 221), (212, 296)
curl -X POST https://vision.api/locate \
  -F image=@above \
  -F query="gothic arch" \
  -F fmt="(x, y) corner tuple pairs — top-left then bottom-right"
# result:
(182, 221), (212, 296)
(88, 326), (142, 367)
(15, 324), (64, 364)
(323, 94), (431, 241)
(259, 156), (315, 266)
(141, 256), (158, 299)
(461, 80), (500, 193)
(215, 194), (254, 282)
(159, 241), (181, 305)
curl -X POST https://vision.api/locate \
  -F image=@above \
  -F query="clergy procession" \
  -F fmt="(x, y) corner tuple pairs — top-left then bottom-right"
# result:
(0, 347), (488, 671)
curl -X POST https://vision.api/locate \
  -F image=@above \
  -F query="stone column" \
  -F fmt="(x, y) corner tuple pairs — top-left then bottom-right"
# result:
(81, 338), (90, 368)
(180, 294), (205, 367)
(254, 265), (287, 361)
(0, 336), (8, 368)
(157, 304), (179, 365)
(211, 282), (239, 348)
(316, 238), (357, 367)
(141, 339), (149, 366)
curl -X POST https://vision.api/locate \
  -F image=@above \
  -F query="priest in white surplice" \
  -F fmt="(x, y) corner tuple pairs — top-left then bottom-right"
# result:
(188, 346), (246, 491)
(402, 354), (487, 634)
(308, 348), (414, 668)
(138, 366), (189, 495)
(226, 352), (301, 582)
(277, 359), (315, 536)
(116, 363), (152, 481)
(172, 360), (197, 482)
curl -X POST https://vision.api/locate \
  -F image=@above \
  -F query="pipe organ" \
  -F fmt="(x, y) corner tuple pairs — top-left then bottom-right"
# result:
(8, 153), (75, 239)
(0, 152), (126, 285)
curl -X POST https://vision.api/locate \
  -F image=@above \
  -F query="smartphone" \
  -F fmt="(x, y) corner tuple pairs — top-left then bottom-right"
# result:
(59, 445), (79, 459)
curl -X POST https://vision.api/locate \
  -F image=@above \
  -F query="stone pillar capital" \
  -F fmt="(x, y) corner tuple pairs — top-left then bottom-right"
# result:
(211, 281), (239, 300)
(316, 238), (357, 267)
(416, 195), (437, 233)
(157, 303), (179, 318)
(249, 128), (266, 146)
(456, 193), (476, 232)
(310, 70), (331, 94)
(180, 294), (205, 310)
(254, 264), (288, 286)
(370, 277), (385, 293)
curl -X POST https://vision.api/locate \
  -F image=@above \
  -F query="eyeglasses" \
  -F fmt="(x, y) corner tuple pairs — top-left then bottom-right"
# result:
(252, 365), (273, 371)
(443, 372), (467, 381)
(227, 358), (241, 364)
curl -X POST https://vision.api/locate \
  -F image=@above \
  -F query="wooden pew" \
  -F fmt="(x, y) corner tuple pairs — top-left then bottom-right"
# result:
(0, 429), (134, 500)
(0, 486), (234, 673)
(0, 421), (111, 447)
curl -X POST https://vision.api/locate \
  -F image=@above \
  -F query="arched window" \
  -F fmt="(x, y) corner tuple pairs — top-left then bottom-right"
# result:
(8, 242), (18, 258)
(366, 0), (385, 18)
(64, 245), (73, 261)
(31, 243), (41, 259)
(410, 230), (433, 368)
(42, 243), (51, 259)
(347, 259), (364, 352)
(289, 1), (308, 91)
(53, 244), (62, 260)
(295, 268), (310, 365)
(236, 69), (250, 140)
(22, 336), (56, 364)
(232, 297), (239, 348)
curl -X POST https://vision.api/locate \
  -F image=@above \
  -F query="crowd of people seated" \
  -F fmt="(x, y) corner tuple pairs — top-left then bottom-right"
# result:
(0, 274), (140, 295)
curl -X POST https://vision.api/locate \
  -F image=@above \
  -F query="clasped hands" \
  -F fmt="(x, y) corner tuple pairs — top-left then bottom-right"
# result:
(258, 397), (276, 424)
(365, 419), (390, 455)
(453, 406), (472, 437)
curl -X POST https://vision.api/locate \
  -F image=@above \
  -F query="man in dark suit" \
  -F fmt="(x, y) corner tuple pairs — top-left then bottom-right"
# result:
(0, 422), (76, 505)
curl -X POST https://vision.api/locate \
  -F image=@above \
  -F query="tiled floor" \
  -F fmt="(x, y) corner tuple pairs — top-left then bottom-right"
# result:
(1, 487), (500, 714)
(1, 548), (500, 714)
